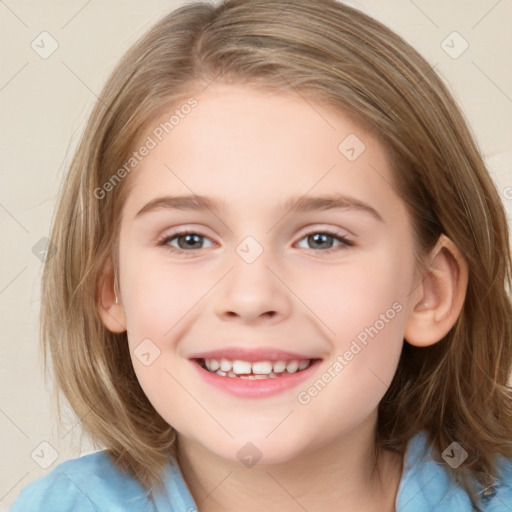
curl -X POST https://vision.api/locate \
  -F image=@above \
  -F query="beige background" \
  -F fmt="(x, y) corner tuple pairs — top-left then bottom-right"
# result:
(1, 0), (511, 508)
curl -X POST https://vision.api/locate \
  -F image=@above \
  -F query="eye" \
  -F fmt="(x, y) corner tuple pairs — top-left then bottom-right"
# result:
(157, 228), (353, 257)
(295, 230), (353, 253)
(157, 230), (215, 257)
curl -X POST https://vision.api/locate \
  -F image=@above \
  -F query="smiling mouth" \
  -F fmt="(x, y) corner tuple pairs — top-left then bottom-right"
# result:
(193, 357), (321, 379)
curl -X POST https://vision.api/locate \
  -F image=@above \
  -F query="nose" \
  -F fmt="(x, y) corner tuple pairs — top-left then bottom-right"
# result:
(214, 248), (292, 325)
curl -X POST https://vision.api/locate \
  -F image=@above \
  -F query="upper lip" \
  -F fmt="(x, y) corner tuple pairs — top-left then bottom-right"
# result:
(188, 347), (321, 362)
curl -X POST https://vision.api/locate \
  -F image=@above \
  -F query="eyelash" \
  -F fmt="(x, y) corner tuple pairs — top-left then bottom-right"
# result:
(156, 228), (354, 257)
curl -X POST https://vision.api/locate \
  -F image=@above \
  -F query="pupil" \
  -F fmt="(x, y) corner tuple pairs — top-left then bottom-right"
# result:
(309, 233), (332, 249)
(179, 234), (202, 249)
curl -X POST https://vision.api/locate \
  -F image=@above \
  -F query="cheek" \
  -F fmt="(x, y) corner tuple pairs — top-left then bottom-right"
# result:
(121, 261), (190, 421)
(294, 272), (405, 439)
(119, 252), (213, 410)
(121, 252), (208, 341)
(301, 244), (411, 340)
(299, 245), (409, 394)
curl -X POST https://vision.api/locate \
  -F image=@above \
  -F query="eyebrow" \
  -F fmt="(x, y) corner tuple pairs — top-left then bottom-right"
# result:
(135, 193), (384, 222)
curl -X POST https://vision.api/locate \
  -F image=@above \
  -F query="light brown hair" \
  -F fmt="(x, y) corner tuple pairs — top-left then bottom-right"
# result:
(41, 0), (512, 506)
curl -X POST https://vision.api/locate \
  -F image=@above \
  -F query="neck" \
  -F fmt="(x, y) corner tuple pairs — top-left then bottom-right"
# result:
(175, 417), (403, 512)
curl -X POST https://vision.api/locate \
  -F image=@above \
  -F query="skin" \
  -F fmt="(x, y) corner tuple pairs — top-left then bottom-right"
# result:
(98, 83), (468, 511)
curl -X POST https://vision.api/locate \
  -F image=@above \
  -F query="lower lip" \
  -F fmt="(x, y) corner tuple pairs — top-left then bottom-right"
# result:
(190, 359), (322, 398)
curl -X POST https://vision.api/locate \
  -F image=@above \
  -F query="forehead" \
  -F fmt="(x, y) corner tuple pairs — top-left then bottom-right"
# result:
(120, 83), (400, 220)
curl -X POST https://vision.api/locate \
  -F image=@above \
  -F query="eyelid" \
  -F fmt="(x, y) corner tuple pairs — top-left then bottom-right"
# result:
(157, 224), (216, 240)
(294, 224), (352, 241)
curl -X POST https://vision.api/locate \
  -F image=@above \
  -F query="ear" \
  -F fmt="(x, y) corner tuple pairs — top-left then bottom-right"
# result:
(404, 234), (468, 347)
(96, 256), (127, 333)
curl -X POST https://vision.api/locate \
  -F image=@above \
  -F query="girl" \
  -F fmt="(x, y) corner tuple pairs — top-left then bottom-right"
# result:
(9, 0), (512, 510)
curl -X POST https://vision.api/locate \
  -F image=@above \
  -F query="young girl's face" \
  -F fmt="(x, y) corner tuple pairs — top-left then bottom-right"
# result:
(112, 83), (420, 464)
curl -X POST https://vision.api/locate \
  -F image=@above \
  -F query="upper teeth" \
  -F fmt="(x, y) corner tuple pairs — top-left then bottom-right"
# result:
(204, 358), (311, 375)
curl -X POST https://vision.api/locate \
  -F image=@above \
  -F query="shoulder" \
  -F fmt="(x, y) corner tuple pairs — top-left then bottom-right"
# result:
(488, 454), (512, 509)
(396, 431), (512, 511)
(8, 450), (154, 512)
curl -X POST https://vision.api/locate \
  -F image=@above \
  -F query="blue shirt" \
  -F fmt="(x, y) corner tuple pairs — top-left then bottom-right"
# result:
(8, 431), (512, 511)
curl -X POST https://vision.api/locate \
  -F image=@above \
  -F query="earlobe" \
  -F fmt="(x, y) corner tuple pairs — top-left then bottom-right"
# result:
(96, 256), (127, 333)
(404, 234), (468, 347)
